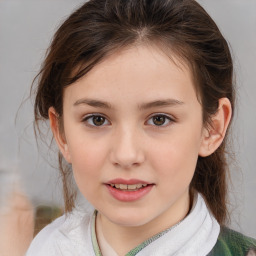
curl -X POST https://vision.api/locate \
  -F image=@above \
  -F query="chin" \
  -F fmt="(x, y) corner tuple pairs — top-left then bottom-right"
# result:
(105, 208), (154, 227)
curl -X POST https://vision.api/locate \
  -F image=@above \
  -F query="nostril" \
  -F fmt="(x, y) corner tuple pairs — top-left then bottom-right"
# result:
(110, 149), (145, 168)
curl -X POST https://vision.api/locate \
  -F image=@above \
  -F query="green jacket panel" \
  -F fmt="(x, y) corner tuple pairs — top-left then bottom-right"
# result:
(208, 227), (256, 256)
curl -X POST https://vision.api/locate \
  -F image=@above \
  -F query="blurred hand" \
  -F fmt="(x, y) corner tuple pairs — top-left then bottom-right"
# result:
(0, 189), (34, 256)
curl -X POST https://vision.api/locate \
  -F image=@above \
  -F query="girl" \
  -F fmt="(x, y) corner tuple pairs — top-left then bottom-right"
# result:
(26, 0), (256, 255)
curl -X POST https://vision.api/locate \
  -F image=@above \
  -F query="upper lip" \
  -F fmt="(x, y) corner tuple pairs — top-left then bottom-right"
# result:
(106, 178), (153, 185)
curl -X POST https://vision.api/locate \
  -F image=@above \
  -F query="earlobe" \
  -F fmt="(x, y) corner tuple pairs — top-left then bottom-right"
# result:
(199, 98), (232, 157)
(48, 107), (72, 163)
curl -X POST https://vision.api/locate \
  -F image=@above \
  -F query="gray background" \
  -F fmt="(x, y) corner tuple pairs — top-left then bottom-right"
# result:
(0, 0), (255, 237)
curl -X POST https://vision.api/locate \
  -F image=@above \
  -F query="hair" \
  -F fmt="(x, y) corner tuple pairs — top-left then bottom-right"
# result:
(32, 0), (234, 225)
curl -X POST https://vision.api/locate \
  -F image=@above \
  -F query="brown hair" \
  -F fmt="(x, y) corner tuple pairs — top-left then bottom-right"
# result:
(32, 0), (234, 224)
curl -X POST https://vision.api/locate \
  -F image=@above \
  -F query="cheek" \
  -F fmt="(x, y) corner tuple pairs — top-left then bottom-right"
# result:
(66, 135), (109, 188)
(69, 142), (108, 203)
(149, 130), (202, 185)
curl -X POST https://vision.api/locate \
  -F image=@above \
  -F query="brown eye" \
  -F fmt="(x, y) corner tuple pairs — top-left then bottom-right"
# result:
(92, 116), (105, 126)
(153, 115), (166, 126)
(83, 114), (110, 127)
(146, 114), (174, 127)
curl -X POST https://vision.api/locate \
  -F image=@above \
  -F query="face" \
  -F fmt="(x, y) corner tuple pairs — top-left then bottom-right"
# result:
(54, 45), (209, 230)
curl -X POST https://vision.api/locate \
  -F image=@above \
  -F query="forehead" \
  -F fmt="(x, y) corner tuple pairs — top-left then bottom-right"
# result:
(64, 45), (198, 106)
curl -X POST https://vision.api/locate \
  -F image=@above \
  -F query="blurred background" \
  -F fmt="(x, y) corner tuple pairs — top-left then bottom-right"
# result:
(0, 0), (255, 237)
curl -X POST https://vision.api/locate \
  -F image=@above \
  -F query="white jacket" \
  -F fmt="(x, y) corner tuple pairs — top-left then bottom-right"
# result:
(26, 194), (219, 256)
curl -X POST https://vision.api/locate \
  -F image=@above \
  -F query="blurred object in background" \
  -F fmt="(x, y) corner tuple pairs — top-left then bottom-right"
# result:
(0, 168), (63, 256)
(0, 168), (34, 256)
(0, 168), (18, 211)
(34, 205), (63, 237)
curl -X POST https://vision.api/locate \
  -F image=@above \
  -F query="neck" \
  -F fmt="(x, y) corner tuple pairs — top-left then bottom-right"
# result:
(96, 192), (191, 255)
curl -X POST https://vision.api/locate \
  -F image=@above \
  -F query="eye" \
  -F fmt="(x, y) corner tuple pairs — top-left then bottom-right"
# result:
(82, 114), (110, 127)
(146, 114), (174, 127)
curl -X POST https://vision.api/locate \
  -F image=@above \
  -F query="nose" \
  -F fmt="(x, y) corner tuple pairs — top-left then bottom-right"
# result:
(110, 126), (145, 169)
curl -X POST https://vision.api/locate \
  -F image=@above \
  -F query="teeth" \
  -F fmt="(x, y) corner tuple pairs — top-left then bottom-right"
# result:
(136, 184), (143, 189)
(127, 184), (137, 190)
(110, 183), (148, 190)
(119, 184), (128, 190)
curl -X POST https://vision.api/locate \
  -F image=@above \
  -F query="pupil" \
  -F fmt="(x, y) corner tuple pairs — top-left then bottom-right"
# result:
(93, 116), (105, 126)
(153, 116), (165, 125)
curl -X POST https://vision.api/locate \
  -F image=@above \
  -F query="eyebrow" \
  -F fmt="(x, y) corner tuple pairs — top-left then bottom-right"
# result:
(73, 99), (112, 109)
(73, 98), (184, 109)
(138, 99), (184, 110)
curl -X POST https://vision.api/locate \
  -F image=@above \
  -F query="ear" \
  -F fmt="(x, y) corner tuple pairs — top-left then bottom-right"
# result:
(199, 98), (232, 157)
(48, 107), (72, 163)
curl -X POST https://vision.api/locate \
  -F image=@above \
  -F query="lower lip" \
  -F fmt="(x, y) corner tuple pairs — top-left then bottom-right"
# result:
(105, 184), (153, 202)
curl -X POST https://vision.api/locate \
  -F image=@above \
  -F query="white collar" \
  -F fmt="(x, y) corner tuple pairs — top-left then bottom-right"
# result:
(93, 193), (220, 256)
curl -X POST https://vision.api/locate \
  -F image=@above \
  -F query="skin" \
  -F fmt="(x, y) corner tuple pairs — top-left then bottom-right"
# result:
(49, 45), (231, 255)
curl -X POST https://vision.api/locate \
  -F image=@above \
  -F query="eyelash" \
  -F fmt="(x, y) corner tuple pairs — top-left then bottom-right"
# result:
(82, 113), (175, 128)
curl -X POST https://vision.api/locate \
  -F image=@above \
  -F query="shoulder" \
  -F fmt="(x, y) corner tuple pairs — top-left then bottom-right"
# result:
(26, 214), (66, 256)
(208, 226), (256, 256)
(26, 209), (95, 256)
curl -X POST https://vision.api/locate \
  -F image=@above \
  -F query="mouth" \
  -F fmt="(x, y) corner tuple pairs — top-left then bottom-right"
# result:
(105, 179), (154, 202)
(108, 183), (149, 191)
